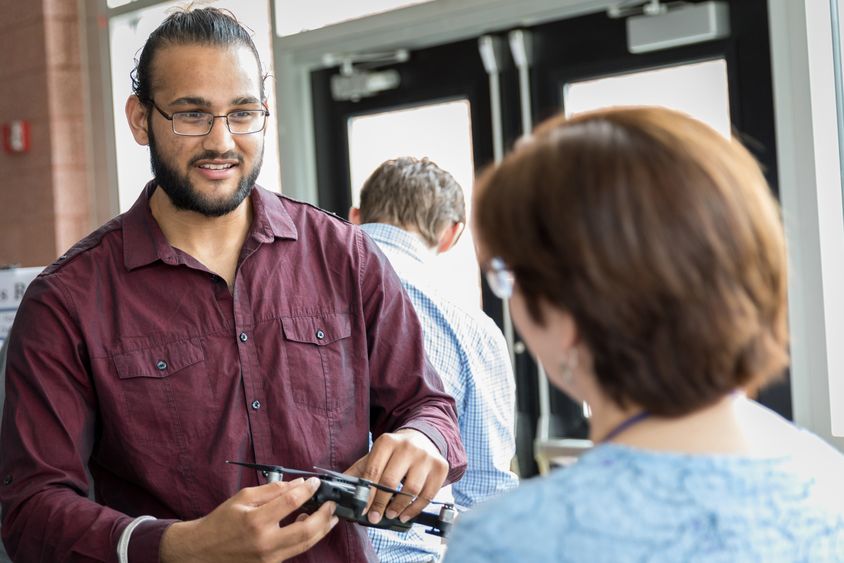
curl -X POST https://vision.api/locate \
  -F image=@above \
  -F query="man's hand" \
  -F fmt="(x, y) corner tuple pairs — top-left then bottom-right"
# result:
(160, 477), (338, 562)
(345, 428), (449, 525)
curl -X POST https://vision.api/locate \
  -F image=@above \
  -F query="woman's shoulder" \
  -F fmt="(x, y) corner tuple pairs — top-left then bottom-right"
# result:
(443, 466), (579, 562)
(444, 438), (844, 562)
(444, 447), (661, 561)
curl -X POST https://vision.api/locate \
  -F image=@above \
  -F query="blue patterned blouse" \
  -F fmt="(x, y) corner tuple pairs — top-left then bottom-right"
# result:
(445, 429), (844, 562)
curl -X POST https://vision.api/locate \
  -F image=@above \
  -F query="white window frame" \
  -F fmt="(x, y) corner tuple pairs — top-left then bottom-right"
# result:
(768, 0), (844, 447)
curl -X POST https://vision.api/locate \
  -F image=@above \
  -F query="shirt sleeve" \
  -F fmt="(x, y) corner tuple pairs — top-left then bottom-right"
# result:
(355, 231), (467, 483)
(0, 275), (171, 562)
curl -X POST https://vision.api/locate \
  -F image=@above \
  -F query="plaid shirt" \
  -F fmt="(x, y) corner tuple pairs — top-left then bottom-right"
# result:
(361, 224), (518, 563)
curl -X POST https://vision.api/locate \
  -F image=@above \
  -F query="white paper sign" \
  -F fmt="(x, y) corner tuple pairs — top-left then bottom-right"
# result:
(0, 267), (43, 343)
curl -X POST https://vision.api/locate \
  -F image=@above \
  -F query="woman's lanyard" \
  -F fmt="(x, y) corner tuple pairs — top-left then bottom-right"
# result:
(598, 411), (650, 443)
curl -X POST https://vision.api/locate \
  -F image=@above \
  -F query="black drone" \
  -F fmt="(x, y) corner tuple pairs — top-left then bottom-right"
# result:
(226, 461), (459, 538)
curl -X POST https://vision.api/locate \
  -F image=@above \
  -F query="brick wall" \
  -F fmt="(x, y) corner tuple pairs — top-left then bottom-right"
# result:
(0, 0), (90, 267)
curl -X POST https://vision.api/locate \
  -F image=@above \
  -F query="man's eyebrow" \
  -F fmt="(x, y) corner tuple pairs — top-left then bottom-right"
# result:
(169, 97), (212, 107)
(232, 96), (262, 106)
(167, 96), (262, 107)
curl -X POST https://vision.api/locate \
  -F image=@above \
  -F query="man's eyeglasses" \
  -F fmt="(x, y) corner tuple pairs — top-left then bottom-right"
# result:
(484, 257), (515, 300)
(150, 101), (269, 136)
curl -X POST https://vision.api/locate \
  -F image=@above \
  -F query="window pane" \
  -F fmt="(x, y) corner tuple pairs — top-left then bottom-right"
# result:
(109, 1), (281, 213)
(564, 59), (731, 137)
(274, 0), (434, 37)
(347, 100), (481, 310)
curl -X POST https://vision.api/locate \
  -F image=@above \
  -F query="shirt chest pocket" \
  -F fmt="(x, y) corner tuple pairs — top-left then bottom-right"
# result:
(112, 340), (207, 444)
(114, 340), (205, 380)
(281, 313), (352, 412)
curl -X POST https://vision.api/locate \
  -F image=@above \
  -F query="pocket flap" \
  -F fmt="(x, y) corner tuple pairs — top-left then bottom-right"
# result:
(281, 314), (351, 345)
(114, 340), (205, 380)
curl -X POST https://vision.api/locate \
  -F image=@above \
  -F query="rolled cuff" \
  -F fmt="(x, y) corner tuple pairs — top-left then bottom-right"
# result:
(126, 518), (179, 562)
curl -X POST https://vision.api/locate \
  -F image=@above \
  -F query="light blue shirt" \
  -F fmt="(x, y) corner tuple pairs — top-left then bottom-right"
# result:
(361, 223), (518, 562)
(445, 420), (844, 562)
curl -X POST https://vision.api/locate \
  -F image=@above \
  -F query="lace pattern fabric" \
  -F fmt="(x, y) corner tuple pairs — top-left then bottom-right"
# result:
(445, 434), (844, 562)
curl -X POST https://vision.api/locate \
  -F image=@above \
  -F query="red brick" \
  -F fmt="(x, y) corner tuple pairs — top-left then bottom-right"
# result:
(47, 68), (85, 119)
(0, 0), (90, 266)
(0, 173), (57, 266)
(55, 214), (93, 256)
(52, 166), (90, 217)
(0, 20), (47, 77)
(49, 116), (87, 167)
(0, 70), (50, 120)
(43, 0), (80, 20)
(0, 0), (43, 32)
(45, 16), (81, 68)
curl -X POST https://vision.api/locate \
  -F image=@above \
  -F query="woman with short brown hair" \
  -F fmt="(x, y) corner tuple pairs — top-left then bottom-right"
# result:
(444, 107), (844, 562)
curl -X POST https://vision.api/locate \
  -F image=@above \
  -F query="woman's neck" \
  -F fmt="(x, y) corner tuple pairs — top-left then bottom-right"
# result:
(588, 392), (772, 455)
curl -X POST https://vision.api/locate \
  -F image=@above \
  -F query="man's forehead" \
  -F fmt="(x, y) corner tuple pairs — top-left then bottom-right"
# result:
(148, 43), (262, 99)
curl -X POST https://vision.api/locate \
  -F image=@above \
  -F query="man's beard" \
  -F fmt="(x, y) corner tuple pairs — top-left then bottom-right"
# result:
(148, 128), (263, 217)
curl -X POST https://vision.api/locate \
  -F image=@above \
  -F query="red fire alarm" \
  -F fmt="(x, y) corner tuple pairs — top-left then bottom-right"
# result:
(3, 120), (31, 154)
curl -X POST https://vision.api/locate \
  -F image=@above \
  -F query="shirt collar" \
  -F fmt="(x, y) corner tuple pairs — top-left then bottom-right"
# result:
(122, 182), (298, 271)
(359, 223), (435, 265)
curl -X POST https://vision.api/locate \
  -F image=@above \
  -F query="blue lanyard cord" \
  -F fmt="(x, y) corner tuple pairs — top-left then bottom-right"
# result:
(598, 411), (650, 443)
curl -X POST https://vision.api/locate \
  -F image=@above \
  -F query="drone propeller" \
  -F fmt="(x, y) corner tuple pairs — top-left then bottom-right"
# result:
(226, 460), (321, 478)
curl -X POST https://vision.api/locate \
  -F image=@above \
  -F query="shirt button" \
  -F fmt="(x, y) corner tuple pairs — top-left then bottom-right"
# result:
(251, 400), (261, 410)
(239, 332), (248, 343)
(316, 329), (325, 340)
(156, 360), (167, 371)
(3, 475), (12, 486)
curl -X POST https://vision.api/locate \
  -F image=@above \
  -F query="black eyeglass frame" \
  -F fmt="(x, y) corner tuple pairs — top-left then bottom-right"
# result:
(148, 100), (270, 136)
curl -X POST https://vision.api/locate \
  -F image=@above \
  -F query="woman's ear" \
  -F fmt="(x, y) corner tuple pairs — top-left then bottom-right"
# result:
(125, 95), (151, 146)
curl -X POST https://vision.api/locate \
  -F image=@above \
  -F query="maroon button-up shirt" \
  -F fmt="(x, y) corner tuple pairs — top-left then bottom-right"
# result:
(0, 184), (466, 562)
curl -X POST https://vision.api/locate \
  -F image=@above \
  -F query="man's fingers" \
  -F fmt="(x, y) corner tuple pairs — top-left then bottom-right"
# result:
(254, 477), (321, 526)
(346, 431), (451, 524)
(390, 456), (448, 522)
(360, 439), (393, 483)
(345, 439), (393, 515)
(343, 454), (368, 478)
(384, 468), (423, 520)
(235, 478), (299, 507)
(274, 501), (339, 561)
(376, 459), (418, 521)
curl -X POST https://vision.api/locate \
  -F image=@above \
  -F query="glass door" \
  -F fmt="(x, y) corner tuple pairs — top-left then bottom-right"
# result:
(311, 37), (496, 313)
